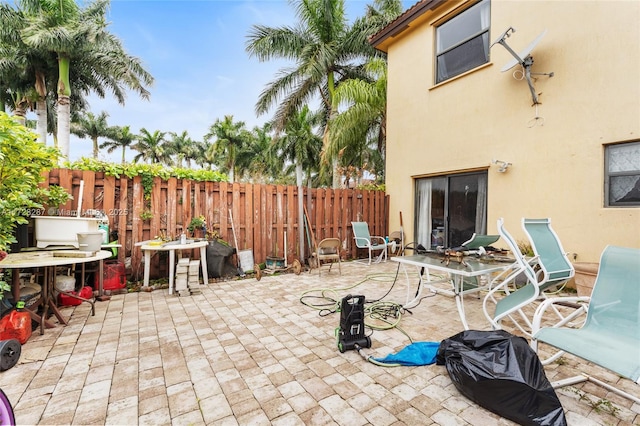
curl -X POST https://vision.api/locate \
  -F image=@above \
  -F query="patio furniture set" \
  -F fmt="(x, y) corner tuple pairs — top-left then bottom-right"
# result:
(348, 218), (640, 408)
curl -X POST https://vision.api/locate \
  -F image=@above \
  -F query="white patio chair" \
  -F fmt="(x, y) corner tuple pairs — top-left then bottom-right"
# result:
(351, 222), (387, 265)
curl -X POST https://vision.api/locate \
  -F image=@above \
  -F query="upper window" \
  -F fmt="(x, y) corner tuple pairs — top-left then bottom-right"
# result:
(435, 0), (490, 84)
(605, 141), (640, 207)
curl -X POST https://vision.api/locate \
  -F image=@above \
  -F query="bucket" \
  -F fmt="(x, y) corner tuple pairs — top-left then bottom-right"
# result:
(238, 249), (254, 272)
(265, 256), (285, 270)
(55, 275), (76, 294)
(77, 232), (103, 252)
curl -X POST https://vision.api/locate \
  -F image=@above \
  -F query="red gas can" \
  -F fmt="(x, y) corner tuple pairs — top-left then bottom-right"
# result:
(0, 302), (32, 344)
(95, 260), (126, 291)
(58, 286), (93, 306)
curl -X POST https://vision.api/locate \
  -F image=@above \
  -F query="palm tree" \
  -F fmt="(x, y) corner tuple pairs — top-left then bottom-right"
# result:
(166, 131), (196, 168)
(100, 124), (136, 164)
(18, 0), (153, 160)
(246, 0), (376, 188)
(0, 2), (55, 137)
(271, 105), (323, 259)
(133, 128), (170, 164)
(71, 110), (110, 158)
(204, 115), (251, 182)
(272, 106), (322, 187)
(246, 0), (404, 188)
(330, 57), (388, 186)
(233, 123), (276, 183)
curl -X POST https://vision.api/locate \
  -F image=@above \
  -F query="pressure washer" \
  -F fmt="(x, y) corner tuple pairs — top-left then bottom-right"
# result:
(336, 294), (371, 353)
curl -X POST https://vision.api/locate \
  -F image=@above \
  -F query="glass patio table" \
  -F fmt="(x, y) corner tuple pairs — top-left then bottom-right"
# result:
(391, 253), (512, 330)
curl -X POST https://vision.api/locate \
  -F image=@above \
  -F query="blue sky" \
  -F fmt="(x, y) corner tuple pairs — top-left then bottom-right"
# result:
(55, 0), (413, 162)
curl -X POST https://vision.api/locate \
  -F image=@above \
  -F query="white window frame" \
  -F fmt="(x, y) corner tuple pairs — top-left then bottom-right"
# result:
(435, 0), (491, 84)
(604, 141), (640, 207)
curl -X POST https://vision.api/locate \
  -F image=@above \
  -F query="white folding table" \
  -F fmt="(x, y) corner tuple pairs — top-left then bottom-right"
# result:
(138, 240), (208, 295)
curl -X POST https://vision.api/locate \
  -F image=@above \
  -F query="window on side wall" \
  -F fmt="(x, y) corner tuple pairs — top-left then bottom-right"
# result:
(435, 0), (490, 84)
(605, 141), (640, 207)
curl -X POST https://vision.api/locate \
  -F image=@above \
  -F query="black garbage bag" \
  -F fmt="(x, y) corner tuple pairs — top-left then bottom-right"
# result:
(436, 330), (566, 426)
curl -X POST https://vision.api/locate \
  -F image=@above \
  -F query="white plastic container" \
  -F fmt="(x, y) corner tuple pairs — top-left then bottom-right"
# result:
(54, 275), (75, 295)
(34, 216), (100, 248)
(77, 232), (103, 252)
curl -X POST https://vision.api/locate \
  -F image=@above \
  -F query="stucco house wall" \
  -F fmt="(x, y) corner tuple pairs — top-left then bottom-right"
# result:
(375, 0), (640, 262)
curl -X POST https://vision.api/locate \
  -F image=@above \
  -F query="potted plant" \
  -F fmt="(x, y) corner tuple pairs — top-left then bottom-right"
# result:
(187, 216), (206, 239)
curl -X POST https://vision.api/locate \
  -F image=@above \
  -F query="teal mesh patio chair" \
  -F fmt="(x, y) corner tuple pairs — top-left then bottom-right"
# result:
(351, 222), (387, 265)
(484, 218), (586, 337)
(460, 233), (500, 252)
(531, 245), (640, 405)
(483, 218), (541, 335)
(522, 218), (574, 292)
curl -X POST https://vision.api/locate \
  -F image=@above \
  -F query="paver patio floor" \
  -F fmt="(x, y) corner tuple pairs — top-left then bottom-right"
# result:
(0, 260), (637, 425)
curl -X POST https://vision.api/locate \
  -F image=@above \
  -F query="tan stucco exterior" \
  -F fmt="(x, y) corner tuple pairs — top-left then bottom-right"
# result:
(378, 0), (640, 262)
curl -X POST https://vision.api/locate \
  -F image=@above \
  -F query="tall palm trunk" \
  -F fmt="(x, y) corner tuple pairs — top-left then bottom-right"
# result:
(56, 54), (72, 160)
(35, 99), (47, 144)
(92, 136), (99, 158)
(12, 96), (28, 126)
(35, 71), (47, 144)
(326, 71), (341, 189)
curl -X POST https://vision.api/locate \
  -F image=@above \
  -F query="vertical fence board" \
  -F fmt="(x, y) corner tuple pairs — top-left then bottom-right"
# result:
(58, 169), (73, 212)
(218, 182), (229, 243)
(244, 183), (254, 252)
(102, 175), (115, 230)
(131, 176), (144, 276)
(166, 178), (177, 237)
(117, 177), (128, 264)
(285, 186), (294, 259)
(80, 171), (95, 214)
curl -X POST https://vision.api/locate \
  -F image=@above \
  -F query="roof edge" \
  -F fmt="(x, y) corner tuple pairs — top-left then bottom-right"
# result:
(369, 0), (447, 50)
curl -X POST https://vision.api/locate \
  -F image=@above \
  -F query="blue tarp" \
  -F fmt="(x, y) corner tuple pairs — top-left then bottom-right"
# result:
(373, 341), (440, 366)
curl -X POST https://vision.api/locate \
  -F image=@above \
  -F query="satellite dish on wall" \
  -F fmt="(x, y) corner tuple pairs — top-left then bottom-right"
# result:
(491, 27), (554, 105)
(499, 29), (547, 72)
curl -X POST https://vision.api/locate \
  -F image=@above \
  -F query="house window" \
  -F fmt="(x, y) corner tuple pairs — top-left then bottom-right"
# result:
(605, 141), (640, 207)
(435, 0), (490, 84)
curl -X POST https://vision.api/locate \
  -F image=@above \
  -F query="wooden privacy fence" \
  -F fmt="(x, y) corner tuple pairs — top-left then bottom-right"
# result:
(39, 169), (389, 279)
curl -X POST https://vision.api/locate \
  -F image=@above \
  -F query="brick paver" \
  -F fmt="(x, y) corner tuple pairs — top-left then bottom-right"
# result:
(0, 260), (637, 425)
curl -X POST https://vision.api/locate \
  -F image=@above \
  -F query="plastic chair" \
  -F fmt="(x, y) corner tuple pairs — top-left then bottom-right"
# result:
(460, 234), (500, 252)
(484, 218), (587, 338)
(483, 218), (541, 335)
(351, 222), (387, 265)
(521, 218), (574, 289)
(312, 238), (341, 276)
(531, 245), (640, 405)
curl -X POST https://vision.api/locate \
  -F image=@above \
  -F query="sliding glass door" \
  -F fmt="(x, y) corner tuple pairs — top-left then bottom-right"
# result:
(415, 172), (487, 249)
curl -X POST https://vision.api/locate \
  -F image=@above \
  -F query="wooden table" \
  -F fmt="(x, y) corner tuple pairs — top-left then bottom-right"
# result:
(392, 254), (512, 330)
(0, 250), (112, 334)
(138, 240), (208, 295)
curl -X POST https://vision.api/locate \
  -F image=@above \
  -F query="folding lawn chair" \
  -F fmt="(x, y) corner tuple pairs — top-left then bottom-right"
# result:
(311, 237), (341, 276)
